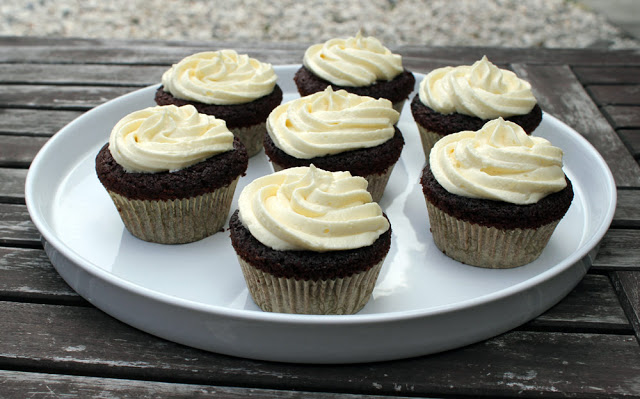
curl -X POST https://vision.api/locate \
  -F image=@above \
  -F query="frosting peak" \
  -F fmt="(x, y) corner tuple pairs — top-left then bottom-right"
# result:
(161, 50), (277, 105)
(109, 104), (234, 173)
(238, 165), (390, 251)
(429, 118), (566, 205)
(267, 87), (399, 159)
(419, 56), (537, 119)
(303, 32), (403, 87)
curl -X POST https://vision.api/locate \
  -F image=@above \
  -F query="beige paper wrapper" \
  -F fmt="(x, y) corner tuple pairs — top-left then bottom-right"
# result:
(237, 256), (384, 314)
(270, 163), (394, 203)
(107, 177), (239, 244)
(426, 201), (560, 268)
(415, 124), (445, 159)
(392, 99), (406, 115)
(230, 122), (266, 158)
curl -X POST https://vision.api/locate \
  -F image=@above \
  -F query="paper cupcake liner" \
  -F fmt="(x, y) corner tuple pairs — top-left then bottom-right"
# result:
(107, 177), (239, 244)
(271, 163), (394, 203)
(237, 256), (384, 314)
(425, 201), (560, 268)
(230, 122), (266, 158)
(416, 124), (445, 159)
(392, 99), (407, 115)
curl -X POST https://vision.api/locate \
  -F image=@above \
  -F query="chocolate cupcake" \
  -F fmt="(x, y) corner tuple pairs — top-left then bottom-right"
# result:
(421, 118), (573, 268)
(230, 165), (392, 314)
(293, 32), (415, 114)
(155, 50), (282, 157)
(411, 56), (542, 158)
(264, 87), (404, 202)
(95, 104), (248, 244)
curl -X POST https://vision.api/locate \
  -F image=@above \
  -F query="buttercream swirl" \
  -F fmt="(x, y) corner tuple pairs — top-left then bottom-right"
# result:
(303, 31), (403, 87)
(429, 118), (566, 205)
(419, 56), (537, 119)
(238, 165), (390, 251)
(161, 50), (277, 105)
(267, 87), (399, 159)
(109, 104), (234, 173)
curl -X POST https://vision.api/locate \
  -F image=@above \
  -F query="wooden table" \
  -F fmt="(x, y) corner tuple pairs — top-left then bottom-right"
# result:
(1, 36), (639, 398)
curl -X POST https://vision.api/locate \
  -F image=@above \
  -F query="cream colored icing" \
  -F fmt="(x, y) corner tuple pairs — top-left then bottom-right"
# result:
(303, 31), (403, 87)
(109, 104), (234, 173)
(161, 50), (277, 105)
(429, 118), (566, 205)
(419, 56), (537, 119)
(238, 165), (390, 251)
(267, 87), (399, 159)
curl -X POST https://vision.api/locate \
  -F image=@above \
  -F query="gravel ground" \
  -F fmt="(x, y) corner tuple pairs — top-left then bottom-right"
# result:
(1, 0), (638, 48)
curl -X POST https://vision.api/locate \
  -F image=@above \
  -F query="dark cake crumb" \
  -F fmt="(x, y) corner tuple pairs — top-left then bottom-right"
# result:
(154, 85), (283, 129)
(293, 66), (415, 104)
(410, 94), (543, 136)
(95, 137), (248, 201)
(263, 127), (404, 177)
(420, 163), (573, 230)
(229, 210), (391, 281)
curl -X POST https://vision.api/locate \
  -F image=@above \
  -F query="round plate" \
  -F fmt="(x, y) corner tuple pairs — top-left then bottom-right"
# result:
(25, 65), (616, 364)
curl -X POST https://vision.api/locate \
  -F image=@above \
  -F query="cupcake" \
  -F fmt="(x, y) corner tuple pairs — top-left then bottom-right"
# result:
(294, 31), (415, 114)
(155, 50), (282, 157)
(263, 86), (404, 202)
(229, 165), (391, 314)
(421, 118), (573, 268)
(411, 56), (543, 158)
(95, 104), (248, 244)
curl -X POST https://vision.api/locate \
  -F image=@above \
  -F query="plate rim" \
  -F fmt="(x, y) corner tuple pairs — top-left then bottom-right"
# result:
(25, 64), (617, 327)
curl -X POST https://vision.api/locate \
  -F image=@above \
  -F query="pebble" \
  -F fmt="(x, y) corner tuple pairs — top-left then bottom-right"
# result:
(1, 0), (638, 48)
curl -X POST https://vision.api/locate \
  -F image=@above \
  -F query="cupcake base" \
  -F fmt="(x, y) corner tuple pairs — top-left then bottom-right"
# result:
(108, 177), (239, 244)
(426, 201), (560, 268)
(237, 256), (384, 314)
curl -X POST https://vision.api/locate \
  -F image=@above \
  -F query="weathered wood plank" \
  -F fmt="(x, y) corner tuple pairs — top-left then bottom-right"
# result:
(511, 63), (640, 187)
(619, 129), (640, 159)
(0, 370), (415, 399)
(0, 108), (84, 137)
(592, 229), (640, 271)
(611, 271), (640, 343)
(601, 106), (640, 129)
(588, 85), (640, 106)
(1, 302), (639, 398)
(0, 168), (27, 204)
(613, 189), (640, 229)
(0, 64), (165, 86)
(0, 203), (42, 247)
(0, 45), (306, 66)
(527, 274), (631, 333)
(0, 85), (134, 110)
(0, 247), (82, 305)
(573, 66), (640, 85)
(0, 135), (49, 167)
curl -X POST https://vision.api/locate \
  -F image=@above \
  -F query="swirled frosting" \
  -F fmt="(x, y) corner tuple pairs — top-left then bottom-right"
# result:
(419, 56), (537, 120)
(303, 31), (403, 87)
(109, 104), (234, 173)
(267, 87), (399, 159)
(429, 118), (566, 205)
(161, 50), (277, 105)
(238, 165), (390, 251)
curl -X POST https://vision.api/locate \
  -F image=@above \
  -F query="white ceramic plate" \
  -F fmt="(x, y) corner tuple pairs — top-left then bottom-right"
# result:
(25, 65), (616, 364)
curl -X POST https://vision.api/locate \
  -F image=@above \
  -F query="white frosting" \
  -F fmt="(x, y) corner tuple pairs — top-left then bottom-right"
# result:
(419, 56), (537, 119)
(161, 50), (277, 105)
(303, 32), (403, 87)
(109, 104), (234, 173)
(430, 118), (566, 205)
(267, 87), (399, 159)
(238, 165), (390, 251)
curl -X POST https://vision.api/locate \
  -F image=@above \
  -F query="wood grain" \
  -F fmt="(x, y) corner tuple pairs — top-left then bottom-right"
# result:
(573, 66), (640, 84)
(613, 189), (640, 229)
(0, 135), (49, 167)
(0, 85), (134, 110)
(1, 301), (639, 398)
(611, 271), (640, 343)
(592, 229), (640, 271)
(588, 85), (640, 106)
(0, 370), (406, 399)
(0, 203), (42, 247)
(0, 168), (27, 204)
(601, 105), (640, 129)
(0, 64), (165, 86)
(619, 129), (640, 159)
(0, 109), (84, 137)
